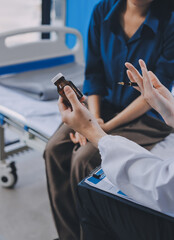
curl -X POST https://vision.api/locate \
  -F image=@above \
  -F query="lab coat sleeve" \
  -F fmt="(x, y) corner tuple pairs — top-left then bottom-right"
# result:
(99, 135), (174, 214)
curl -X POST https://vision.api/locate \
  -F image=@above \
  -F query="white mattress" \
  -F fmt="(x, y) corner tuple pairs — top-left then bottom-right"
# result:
(0, 85), (61, 138)
(0, 62), (84, 101)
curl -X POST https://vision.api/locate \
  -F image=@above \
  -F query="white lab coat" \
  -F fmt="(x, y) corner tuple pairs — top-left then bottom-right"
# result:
(99, 134), (174, 216)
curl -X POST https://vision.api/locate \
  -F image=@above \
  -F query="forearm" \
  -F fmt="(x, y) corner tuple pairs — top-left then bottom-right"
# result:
(105, 95), (151, 131)
(87, 95), (101, 119)
(100, 135), (174, 213)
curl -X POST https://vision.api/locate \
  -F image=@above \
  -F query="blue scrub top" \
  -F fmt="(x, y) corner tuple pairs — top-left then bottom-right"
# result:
(83, 0), (174, 119)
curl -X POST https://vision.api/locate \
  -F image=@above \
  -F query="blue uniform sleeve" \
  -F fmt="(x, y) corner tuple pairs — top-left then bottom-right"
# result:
(83, 3), (107, 96)
(153, 13), (174, 90)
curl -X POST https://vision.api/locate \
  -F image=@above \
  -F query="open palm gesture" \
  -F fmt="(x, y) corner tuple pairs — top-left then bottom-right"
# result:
(125, 59), (174, 127)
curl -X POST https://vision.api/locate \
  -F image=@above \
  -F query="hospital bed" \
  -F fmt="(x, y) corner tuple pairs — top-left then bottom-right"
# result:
(0, 25), (84, 188)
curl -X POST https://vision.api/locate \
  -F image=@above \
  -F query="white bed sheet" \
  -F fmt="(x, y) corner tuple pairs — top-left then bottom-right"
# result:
(0, 86), (61, 138)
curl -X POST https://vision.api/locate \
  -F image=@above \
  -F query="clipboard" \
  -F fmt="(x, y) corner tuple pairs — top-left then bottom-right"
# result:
(85, 166), (128, 198)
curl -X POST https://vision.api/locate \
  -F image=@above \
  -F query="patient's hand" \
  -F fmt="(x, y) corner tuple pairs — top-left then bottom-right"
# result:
(70, 132), (87, 146)
(58, 86), (106, 147)
(69, 118), (105, 146)
(125, 59), (174, 128)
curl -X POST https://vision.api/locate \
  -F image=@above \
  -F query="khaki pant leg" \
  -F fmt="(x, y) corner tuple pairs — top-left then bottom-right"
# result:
(44, 124), (80, 240)
(70, 141), (101, 203)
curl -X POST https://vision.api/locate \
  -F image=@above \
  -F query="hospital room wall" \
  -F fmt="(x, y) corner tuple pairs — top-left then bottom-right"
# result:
(65, 0), (100, 61)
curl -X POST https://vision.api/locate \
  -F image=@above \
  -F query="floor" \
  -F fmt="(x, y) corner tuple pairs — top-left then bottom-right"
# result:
(0, 144), (58, 240)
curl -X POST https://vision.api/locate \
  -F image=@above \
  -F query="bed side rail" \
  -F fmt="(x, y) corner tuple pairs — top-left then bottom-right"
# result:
(0, 26), (84, 68)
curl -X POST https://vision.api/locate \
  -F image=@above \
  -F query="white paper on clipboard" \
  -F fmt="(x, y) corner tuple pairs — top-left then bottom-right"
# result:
(85, 167), (130, 199)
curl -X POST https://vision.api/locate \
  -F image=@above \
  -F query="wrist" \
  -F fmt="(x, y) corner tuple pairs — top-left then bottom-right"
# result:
(88, 111), (100, 120)
(101, 122), (111, 133)
(82, 123), (107, 147)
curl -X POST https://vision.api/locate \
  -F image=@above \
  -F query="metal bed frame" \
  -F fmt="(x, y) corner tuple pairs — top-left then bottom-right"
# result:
(0, 25), (84, 188)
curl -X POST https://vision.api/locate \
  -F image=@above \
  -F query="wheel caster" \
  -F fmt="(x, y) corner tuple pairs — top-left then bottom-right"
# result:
(0, 161), (18, 188)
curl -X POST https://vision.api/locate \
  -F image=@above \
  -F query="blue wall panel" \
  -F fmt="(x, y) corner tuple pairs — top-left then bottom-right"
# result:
(66, 0), (100, 59)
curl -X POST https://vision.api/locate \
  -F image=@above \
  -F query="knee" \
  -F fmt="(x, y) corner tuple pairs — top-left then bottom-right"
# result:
(43, 136), (58, 162)
(70, 144), (101, 186)
(44, 123), (72, 162)
(44, 133), (74, 173)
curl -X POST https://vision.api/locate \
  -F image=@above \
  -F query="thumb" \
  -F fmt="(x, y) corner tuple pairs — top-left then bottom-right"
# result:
(64, 85), (80, 108)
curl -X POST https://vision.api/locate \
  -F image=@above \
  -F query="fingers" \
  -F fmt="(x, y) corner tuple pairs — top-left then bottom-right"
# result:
(79, 135), (87, 146)
(126, 70), (135, 82)
(76, 132), (87, 146)
(125, 62), (143, 81)
(138, 60), (161, 92)
(125, 60), (153, 95)
(126, 70), (141, 92)
(125, 62), (144, 91)
(64, 85), (80, 110)
(139, 59), (154, 90)
(69, 132), (87, 146)
(58, 96), (68, 112)
(139, 59), (147, 69)
(82, 102), (86, 107)
(141, 67), (153, 93)
(69, 132), (79, 144)
(80, 96), (86, 103)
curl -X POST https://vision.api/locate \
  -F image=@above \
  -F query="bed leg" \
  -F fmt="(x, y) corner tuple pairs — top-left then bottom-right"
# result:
(0, 126), (18, 188)
(0, 126), (5, 163)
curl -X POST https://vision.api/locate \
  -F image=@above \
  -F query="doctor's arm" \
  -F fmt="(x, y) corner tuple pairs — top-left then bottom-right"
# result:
(100, 134), (174, 213)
